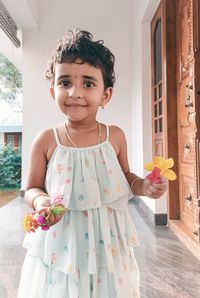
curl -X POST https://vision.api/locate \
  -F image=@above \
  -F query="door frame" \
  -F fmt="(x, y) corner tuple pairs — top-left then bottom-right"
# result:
(151, 0), (180, 220)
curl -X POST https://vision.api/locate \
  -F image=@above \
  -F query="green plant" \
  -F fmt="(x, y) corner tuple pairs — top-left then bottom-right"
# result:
(0, 145), (21, 189)
(0, 52), (22, 103)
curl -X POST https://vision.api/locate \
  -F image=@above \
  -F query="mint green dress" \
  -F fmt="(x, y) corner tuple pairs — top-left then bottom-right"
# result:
(18, 126), (140, 298)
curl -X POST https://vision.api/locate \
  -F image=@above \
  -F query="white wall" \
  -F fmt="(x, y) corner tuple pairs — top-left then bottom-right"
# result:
(0, 28), (22, 72)
(21, 0), (132, 187)
(130, 0), (167, 214)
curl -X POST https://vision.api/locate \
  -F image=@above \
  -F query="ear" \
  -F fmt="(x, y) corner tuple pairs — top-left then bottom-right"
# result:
(101, 87), (113, 107)
(50, 87), (55, 100)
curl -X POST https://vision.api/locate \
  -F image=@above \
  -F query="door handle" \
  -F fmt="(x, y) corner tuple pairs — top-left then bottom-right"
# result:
(185, 194), (192, 201)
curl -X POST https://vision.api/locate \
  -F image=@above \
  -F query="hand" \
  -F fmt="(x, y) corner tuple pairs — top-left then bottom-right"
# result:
(142, 176), (168, 199)
(34, 196), (65, 226)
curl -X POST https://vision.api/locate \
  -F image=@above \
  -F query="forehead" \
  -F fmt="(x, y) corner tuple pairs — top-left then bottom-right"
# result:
(54, 62), (103, 79)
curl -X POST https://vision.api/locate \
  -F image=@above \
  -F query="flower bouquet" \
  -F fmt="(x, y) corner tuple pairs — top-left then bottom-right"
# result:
(23, 192), (67, 233)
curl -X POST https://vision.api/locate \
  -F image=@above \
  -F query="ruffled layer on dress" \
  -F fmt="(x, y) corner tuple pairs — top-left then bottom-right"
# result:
(23, 206), (139, 275)
(45, 141), (133, 211)
(18, 256), (140, 298)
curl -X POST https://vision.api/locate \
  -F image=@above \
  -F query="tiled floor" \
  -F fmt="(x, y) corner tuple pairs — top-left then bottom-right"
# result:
(129, 202), (200, 298)
(0, 197), (200, 298)
(0, 197), (28, 298)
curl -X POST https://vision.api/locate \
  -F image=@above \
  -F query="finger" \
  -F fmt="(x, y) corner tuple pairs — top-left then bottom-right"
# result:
(160, 176), (168, 183)
(37, 207), (51, 216)
(53, 211), (65, 224)
(46, 214), (55, 226)
(152, 183), (168, 190)
(151, 182), (167, 191)
(146, 189), (155, 197)
(147, 185), (165, 198)
(147, 192), (162, 199)
(148, 185), (162, 194)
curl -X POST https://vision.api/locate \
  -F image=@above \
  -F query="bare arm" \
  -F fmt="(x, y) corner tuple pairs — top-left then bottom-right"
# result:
(24, 129), (50, 209)
(24, 129), (65, 225)
(112, 126), (167, 199)
(113, 126), (144, 195)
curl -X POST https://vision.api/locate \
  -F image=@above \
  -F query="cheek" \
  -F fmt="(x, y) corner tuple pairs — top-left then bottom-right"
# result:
(55, 89), (66, 99)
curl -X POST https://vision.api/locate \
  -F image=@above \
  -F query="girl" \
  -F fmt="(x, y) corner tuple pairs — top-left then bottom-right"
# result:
(18, 29), (167, 298)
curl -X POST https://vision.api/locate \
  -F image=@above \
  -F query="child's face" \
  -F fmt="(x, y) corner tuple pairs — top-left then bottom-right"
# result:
(50, 62), (112, 122)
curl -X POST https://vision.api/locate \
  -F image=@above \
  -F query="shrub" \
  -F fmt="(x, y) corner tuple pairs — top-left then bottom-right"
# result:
(0, 145), (21, 189)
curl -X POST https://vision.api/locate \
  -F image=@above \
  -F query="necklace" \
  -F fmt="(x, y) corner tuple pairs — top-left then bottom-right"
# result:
(64, 122), (101, 147)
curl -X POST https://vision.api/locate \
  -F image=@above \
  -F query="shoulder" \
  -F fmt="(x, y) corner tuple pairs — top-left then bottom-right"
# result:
(32, 127), (54, 147)
(107, 125), (126, 156)
(109, 125), (126, 140)
(30, 127), (57, 160)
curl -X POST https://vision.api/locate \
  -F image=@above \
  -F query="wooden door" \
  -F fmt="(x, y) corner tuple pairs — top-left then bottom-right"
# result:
(176, 0), (200, 242)
(151, 0), (200, 243)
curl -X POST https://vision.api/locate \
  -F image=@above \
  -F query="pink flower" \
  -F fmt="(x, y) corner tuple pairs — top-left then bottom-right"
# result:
(37, 214), (46, 225)
(146, 167), (161, 183)
(51, 192), (64, 205)
(41, 225), (50, 231)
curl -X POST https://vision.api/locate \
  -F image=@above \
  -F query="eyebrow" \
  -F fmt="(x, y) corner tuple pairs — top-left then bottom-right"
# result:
(56, 75), (98, 82)
(56, 75), (70, 82)
(82, 75), (98, 82)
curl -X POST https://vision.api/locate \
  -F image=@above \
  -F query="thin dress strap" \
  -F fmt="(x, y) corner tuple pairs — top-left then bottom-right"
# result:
(106, 125), (109, 140)
(52, 127), (60, 145)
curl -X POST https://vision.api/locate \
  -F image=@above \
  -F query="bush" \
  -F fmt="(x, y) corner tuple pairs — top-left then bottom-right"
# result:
(0, 145), (21, 189)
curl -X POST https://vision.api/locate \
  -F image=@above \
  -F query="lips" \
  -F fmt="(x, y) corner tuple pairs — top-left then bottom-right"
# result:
(66, 104), (87, 107)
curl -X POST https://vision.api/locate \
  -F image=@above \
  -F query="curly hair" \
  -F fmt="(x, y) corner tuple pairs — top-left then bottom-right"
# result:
(45, 29), (116, 89)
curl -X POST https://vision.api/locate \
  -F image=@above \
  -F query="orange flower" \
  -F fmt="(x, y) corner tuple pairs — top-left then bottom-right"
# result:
(23, 213), (39, 233)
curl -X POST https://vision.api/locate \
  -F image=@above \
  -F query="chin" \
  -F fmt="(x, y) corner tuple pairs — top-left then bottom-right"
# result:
(64, 114), (87, 122)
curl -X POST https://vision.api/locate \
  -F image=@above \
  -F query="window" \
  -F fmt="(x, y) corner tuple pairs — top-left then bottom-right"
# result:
(4, 132), (22, 149)
(151, 2), (165, 157)
(18, 133), (22, 150)
(153, 19), (163, 134)
(6, 134), (14, 147)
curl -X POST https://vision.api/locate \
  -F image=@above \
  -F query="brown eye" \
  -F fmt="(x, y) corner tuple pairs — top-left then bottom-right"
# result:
(61, 80), (70, 87)
(84, 81), (94, 88)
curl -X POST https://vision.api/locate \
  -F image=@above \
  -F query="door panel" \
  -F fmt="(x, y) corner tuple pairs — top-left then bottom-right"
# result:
(176, 0), (200, 241)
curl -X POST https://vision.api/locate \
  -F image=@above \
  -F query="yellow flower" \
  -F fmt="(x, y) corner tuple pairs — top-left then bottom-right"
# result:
(144, 156), (177, 181)
(23, 213), (39, 233)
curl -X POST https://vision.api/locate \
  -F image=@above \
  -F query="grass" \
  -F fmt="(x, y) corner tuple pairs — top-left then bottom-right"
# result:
(0, 189), (19, 207)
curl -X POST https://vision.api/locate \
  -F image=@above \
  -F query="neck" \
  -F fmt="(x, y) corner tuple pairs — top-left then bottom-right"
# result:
(64, 119), (101, 147)
(65, 118), (98, 131)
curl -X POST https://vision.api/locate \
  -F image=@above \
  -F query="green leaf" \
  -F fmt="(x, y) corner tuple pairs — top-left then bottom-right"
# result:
(51, 206), (65, 215)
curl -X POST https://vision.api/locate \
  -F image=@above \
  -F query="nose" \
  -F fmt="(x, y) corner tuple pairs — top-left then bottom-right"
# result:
(68, 86), (82, 99)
